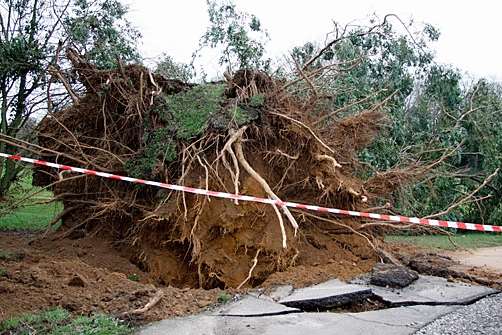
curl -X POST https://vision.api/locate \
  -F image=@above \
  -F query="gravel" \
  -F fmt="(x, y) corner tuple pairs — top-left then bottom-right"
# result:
(415, 293), (502, 335)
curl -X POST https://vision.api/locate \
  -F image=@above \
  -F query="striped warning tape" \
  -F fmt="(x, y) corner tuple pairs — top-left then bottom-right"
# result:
(1, 152), (500, 233)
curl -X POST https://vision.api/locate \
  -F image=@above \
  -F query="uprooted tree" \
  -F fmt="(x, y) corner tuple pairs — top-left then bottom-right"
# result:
(4, 3), (499, 289)
(26, 15), (466, 289)
(31, 49), (396, 288)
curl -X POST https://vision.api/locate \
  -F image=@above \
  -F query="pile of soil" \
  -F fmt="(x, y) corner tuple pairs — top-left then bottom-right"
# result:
(32, 50), (399, 290)
(0, 232), (221, 322)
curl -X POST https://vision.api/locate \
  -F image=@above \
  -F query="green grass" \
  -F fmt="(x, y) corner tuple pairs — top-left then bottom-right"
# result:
(0, 175), (63, 231)
(0, 201), (63, 231)
(386, 233), (502, 250)
(163, 83), (226, 140)
(0, 308), (132, 335)
(127, 273), (140, 282)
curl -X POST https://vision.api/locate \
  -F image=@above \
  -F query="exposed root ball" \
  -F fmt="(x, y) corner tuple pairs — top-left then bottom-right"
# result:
(34, 53), (399, 289)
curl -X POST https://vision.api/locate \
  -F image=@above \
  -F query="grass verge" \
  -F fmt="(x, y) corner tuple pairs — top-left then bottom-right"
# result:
(386, 233), (502, 250)
(0, 308), (132, 335)
(0, 202), (62, 231)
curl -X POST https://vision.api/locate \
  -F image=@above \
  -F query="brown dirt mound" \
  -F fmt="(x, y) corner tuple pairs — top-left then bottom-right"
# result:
(32, 51), (401, 290)
(0, 232), (221, 322)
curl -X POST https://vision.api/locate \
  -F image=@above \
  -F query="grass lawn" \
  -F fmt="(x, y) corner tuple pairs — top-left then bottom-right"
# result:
(0, 201), (63, 231)
(386, 233), (502, 250)
(0, 308), (132, 335)
(0, 175), (63, 231)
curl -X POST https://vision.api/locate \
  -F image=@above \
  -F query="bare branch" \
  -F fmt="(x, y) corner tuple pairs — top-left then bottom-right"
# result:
(424, 168), (499, 219)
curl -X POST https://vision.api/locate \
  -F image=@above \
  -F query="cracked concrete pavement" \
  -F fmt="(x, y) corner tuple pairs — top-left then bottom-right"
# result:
(138, 275), (499, 335)
(139, 305), (460, 335)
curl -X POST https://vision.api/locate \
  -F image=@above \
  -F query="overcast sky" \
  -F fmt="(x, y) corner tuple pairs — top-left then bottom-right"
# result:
(125, 0), (502, 81)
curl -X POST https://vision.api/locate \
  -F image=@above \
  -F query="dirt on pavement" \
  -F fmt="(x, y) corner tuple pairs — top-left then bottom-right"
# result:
(389, 243), (502, 290)
(447, 247), (502, 275)
(2, 231), (501, 325)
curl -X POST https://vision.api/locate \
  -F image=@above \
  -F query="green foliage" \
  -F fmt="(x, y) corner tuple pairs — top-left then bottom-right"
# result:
(127, 273), (140, 282)
(289, 16), (502, 225)
(217, 292), (232, 303)
(124, 128), (177, 179)
(0, 37), (43, 78)
(156, 54), (193, 82)
(0, 0), (141, 197)
(230, 105), (254, 125)
(248, 94), (265, 108)
(387, 76), (502, 224)
(65, 0), (141, 69)
(196, 0), (270, 71)
(0, 308), (132, 335)
(461, 81), (502, 224)
(0, 267), (7, 277)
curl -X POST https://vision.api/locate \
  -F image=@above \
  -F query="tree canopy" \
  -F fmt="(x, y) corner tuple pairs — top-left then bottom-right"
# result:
(0, 0), (140, 196)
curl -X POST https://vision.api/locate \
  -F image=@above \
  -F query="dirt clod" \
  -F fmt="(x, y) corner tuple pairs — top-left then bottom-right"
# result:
(68, 274), (88, 287)
(369, 263), (419, 288)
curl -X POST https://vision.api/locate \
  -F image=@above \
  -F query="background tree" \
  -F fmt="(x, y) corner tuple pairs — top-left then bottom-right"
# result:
(194, 0), (270, 75)
(64, 0), (140, 69)
(286, 15), (501, 225)
(155, 54), (193, 82)
(0, 0), (140, 197)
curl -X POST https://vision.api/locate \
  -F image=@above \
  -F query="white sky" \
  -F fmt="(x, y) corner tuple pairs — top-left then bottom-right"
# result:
(125, 0), (502, 81)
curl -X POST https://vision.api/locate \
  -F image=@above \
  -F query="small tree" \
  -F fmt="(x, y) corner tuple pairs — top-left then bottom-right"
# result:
(194, 0), (270, 74)
(64, 0), (141, 69)
(0, 0), (140, 197)
(155, 54), (193, 82)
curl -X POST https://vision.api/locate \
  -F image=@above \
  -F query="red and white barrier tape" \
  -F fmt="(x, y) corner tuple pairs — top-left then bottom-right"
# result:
(1, 152), (500, 233)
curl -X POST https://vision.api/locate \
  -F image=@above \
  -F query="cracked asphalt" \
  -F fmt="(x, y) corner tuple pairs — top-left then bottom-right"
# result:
(138, 277), (500, 335)
(415, 293), (502, 335)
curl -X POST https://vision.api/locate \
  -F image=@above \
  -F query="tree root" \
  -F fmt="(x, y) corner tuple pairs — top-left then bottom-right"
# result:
(217, 127), (247, 204)
(234, 129), (299, 235)
(237, 249), (261, 289)
(316, 154), (342, 170)
(271, 202), (287, 248)
(269, 111), (335, 154)
(121, 289), (164, 317)
(196, 154), (210, 200)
